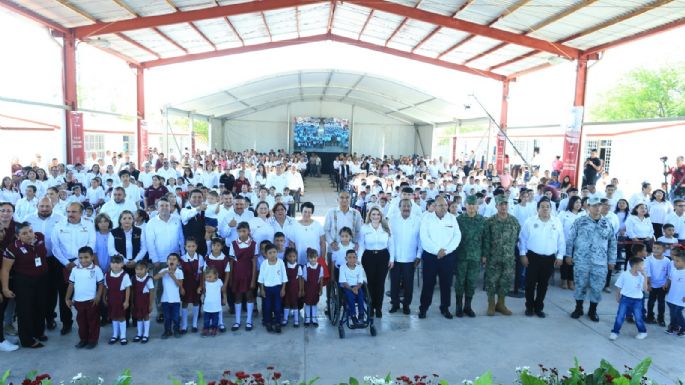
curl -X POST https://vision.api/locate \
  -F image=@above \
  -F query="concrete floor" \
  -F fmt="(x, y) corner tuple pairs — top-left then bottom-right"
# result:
(2, 177), (682, 384)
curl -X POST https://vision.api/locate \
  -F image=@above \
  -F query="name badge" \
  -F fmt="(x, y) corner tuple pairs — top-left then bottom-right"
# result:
(35, 257), (42, 267)
(20, 247), (28, 254)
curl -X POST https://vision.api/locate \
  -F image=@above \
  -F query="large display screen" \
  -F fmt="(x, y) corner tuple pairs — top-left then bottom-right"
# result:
(293, 117), (350, 153)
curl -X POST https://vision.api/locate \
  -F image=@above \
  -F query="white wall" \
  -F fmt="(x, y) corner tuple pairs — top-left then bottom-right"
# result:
(223, 101), (426, 157)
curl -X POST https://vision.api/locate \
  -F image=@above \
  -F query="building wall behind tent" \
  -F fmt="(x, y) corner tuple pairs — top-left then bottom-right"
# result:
(222, 101), (429, 157)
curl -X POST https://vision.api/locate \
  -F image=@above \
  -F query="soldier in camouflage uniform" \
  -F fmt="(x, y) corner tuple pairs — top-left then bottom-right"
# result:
(483, 195), (521, 316)
(454, 195), (488, 318)
(565, 196), (617, 322)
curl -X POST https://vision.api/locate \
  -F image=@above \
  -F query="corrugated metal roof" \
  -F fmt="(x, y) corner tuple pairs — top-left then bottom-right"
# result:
(3, 0), (685, 81)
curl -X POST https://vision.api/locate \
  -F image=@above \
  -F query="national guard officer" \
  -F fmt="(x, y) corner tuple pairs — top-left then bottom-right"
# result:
(565, 196), (617, 322)
(484, 195), (520, 316)
(454, 195), (487, 317)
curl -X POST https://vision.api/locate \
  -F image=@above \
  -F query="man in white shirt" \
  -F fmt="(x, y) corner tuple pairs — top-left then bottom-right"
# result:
(519, 198), (565, 318)
(137, 163), (155, 188)
(666, 199), (685, 241)
(218, 196), (254, 243)
(286, 166), (304, 195)
(51, 202), (96, 335)
(14, 185), (38, 222)
(157, 160), (178, 182)
(386, 186), (422, 219)
(145, 198), (184, 321)
(418, 196), (461, 319)
(388, 199), (422, 315)
(118, 170), (142, 207)
(99, 187), (137, 228)
(267, 165), (288, 194)
(324, 191), (364, 249)
(629, 182), (652, 211)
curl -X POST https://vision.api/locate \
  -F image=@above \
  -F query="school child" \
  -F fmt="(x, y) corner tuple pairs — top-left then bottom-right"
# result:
(180, 237), (205, 333)
(274, 232), (286, 260)
(230, 222), (257, 331)
(302, 248), (323, 327)
(665, 249), (685, 336)
(645, 242), (670, 326)
(202, 267), (225, 337)
(609, 257), (648, 340)
(131, 261), (154, 343)
(204, 237), (231, 332)
(153, 253), (184, 339)
(65, 246), (104, 349)
(256, 239), (272, 325)
(625, 243), (648, 323)
(258, 244), (288, 333)
(339, 249), (368, 326)
(331, 227), (356, 269)
(204, 190), (221, 228)
(282, 247), (303, 327)
(656, 224), (678, 257)
(104, 255), (131, 345)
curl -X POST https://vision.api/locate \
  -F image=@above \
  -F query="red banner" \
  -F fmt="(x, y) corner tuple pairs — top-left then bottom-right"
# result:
(139, 120), (149, 165)
(495, 132), (506, 173)
(191, 131), (196, 156)
(561, 107), (584, 186)
(69, 112), (85, 165)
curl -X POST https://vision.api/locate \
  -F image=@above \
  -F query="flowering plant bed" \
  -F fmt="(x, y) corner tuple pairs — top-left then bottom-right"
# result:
(2, 358), (677, 385)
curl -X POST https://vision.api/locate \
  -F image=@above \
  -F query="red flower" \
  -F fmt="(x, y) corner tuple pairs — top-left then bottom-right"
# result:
(220, 380), (229, 385)
(224, 371), (232, 376)
(208, 382), (216, 385)
(253, 373), (263, 379)
(605, 374), (614, 382)
(236, 371), (249, 380)
(273, 372), (282, 380)
(22, 379), (30, 385)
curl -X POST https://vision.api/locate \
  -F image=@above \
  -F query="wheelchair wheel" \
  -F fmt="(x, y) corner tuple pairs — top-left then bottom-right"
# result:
(331, 282), (341, 325)
(369, 325), (377, 337)
(338, 325), (345, 339)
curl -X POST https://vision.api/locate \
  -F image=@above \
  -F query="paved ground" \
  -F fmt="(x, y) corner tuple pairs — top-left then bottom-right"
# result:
(1, 177), (682, 384)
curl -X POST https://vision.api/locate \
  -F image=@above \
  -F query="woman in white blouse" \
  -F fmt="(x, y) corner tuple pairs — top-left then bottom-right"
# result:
(270, 202), (296, 247)
(292, 202), (326, 266)
(648, 189), (672, 239)
(557, 196), (582, 290)
(358, 206), (393, 318)
(249, 201), (275, 248)
(625, 203), (655, 259)
(0, 177), (21, 205)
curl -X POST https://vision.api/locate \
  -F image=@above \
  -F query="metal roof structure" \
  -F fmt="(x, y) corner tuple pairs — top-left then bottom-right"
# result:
(170, 69), (464, 124)
(3, 0), (685, 80)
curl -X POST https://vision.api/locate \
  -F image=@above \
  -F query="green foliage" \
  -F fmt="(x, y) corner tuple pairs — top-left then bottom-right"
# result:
(112, 369), (132, 385)
(474, 371), (492, 385)
(591, 63), (685, 121)
(1, 370), (10, 385)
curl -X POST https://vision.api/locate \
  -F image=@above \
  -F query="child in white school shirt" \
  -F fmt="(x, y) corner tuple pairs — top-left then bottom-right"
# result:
(609, 256), (648, 340)
(258, 244), (287, 333)
(331, 227), (356, 268)
(665, 249), (685, 336)
(154, 253), (184, 339)
(201, 267), (225, 337)
(656, 224), (678, 257)
(339, 249), (368, 326)
(645, 242), (670, 326)
(65, 246), (104, 349)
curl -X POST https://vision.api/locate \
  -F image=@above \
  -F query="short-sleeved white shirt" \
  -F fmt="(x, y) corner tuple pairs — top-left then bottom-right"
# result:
(614, 270), (645, 299)
(69, 263), (105, 302)
(160, 267), (184, 303)
(136, 274), (155, 293)
(257, 258), (288, 287)
(666, 264), (685, 307)
(105, 270), (132, 291)
(203, 280), (223, 313)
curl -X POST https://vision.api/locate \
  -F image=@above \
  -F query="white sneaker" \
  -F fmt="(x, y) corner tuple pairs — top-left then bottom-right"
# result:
(0, 340), (19, 352)
(609, 333), (618, 340)
(636, 333), (648, 340)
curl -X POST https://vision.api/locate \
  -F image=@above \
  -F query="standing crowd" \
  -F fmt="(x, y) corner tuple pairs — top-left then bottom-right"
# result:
(0, 148), (684, 352)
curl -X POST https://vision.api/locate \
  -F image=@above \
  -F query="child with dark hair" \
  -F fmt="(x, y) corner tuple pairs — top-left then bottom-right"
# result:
(258, 243), (287, 333)
(282, 247), (303, 327)
(66, 246), (104, 349)
(180, 237), (204, 334)
(230, 222), (257, 331)
(104, 255), (131, 345)
(610, 256), (648, 340)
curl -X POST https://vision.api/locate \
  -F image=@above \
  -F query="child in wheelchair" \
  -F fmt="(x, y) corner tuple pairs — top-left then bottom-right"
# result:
(339, 249), (368, 326)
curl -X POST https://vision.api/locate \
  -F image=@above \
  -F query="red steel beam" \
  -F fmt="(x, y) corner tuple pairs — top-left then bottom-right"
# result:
(63, 31), (78, 164)
(327, 0), (336, 34)
(357, 10), (374, 40)
(152, 27), (188, 53)
(505, 62), (553, 80)
(0, 0), (68, 33)
(463, 42), (506, 64)
(385, 0), (424, 47)
(331, 34), (505, 81)
(225, 17), (244, 46)
(109, 0), (189, 54)
(489, 0), (671, 72)
(136, 67), (147, 165)
(582, 16), (685, 57)
(117, 33), (162, 59)
(141, 34), (331, 68)
(76, 0), (324, 39)
(412, 0), (474, 53)
(164, 0), (217, 50)
(261, 12), (272, 41)
(495, 79), (509, 173)
(565, 58), (588, 187)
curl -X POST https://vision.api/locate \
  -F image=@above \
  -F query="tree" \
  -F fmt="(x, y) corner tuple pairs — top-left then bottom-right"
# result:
(591, 63), (685, 121)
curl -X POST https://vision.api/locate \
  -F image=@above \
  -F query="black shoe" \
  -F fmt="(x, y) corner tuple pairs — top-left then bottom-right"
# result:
(658, 319), (666, 327)
(191, 327), (198, 333)
(180, 329), (188, 335)
(174, 330), (182, 338)
(161, 331), (171, 340)
(588, 313), (600, 322)
(645, 316), (657, 324)
(375, 309), (382, 318)
(418, 311), (426, 319)
(85, 343), (97, 349)
(219, 325), (227, 333)
(463, 308), (476, 318)
(455, 296), (464, 318)
(266, 324), (273, 333)
(525, 309), (534, 317)
(141, 337), (149, 344)
(60, 326), (72, 336)
(311, 321), (319, 328)
(37, 335), (48, 342)
(402, 306), (411, 315)
(231, 323), (240, 332)
(133, 336), (142, 343)
(274, 324), (282, 334)
(389, 305), (399, 314)
(440, 309), (453, 319)
(535, 311), (546, 318)
(46, 320), (57, 330)
(156, 314), (164, 324)
(74, 341), (87, 349)
(108, 337), (119, 345)
(571, 300), (584, 319)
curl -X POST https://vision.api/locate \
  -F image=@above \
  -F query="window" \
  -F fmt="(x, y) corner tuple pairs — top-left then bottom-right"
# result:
(85, 134), (105, 160)
(123, 135), (131, 154)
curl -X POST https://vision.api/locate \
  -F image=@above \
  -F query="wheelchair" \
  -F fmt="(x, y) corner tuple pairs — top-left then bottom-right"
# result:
(326, 263), (376, 338)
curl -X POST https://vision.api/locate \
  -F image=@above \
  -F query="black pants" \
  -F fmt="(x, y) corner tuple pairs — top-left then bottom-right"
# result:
(361, 249), (390, 312)
(390, 261), (415, 307)
(0, 289), (7, 343)
(419, 251), (456, 312)
(647, 287), (666, 320)
(560, 261), (574, 281)
(49, 259), (72, 327)
(524, 252), (555, 312)
(14, 273), (48, 346)
(652, 223), (663, 240)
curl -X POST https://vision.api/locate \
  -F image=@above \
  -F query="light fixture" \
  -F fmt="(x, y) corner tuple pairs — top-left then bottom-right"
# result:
(88, 37), (111, 48)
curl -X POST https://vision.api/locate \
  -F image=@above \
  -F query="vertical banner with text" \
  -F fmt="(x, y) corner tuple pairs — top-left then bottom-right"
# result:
(139, 120), (149, 164)
(561, 106), (584, 186)
(69, 112), (85, 165)
(495, 132), (506, 173)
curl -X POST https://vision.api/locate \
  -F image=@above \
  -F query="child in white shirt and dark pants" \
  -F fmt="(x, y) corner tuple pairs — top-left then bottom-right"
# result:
(666, 249), (685, 336)
(610, 256), (648, 340)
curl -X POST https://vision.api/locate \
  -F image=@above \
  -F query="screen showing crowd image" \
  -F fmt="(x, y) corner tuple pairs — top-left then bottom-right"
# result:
(293, 117), (350, 153)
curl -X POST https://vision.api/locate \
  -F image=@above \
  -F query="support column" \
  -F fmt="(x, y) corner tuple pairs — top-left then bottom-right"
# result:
(495, 79), (509, 173)
(63, 31), (84, 164)
(136, 67), (148, 167)
(562, 58), (588, 187)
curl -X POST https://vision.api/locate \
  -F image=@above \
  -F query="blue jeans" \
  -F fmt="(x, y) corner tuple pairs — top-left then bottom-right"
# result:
(668, 303), (685, 330)
(611, 296), (646, 334)
(203, 312), (219, 330)
(263, 285), (283, 325)
(342, 285), (366, 318)
(162, 302), (180, 333)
